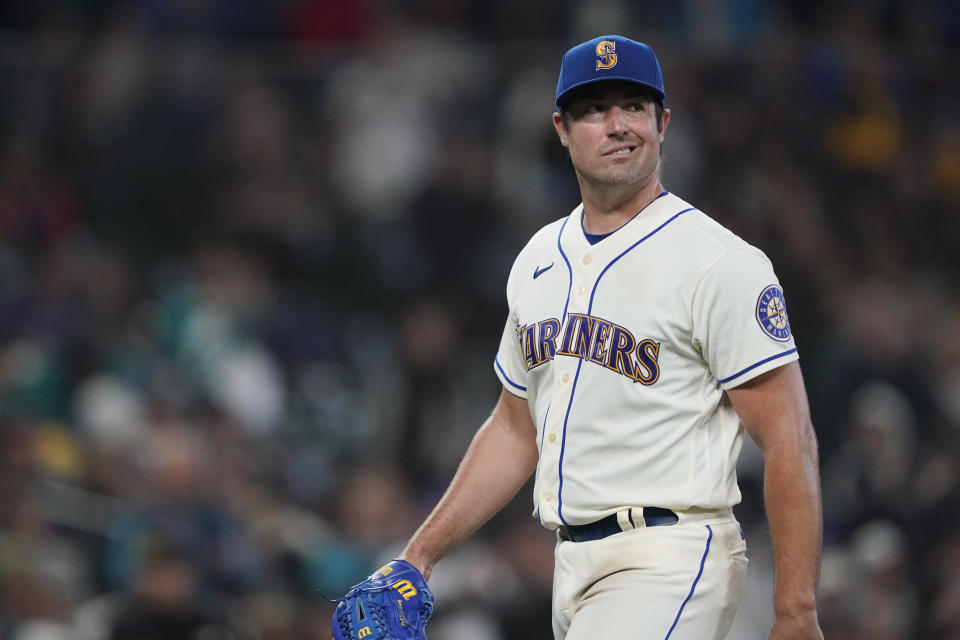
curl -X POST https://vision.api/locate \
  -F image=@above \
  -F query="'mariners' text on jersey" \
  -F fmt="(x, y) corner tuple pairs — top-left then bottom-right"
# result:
(517, 313), (661, 384)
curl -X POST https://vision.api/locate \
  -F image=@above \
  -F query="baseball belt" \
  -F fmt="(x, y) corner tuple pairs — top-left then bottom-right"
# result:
(560, 507), (679, 542)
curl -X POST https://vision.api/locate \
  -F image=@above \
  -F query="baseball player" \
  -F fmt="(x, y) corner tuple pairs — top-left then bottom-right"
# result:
(335, 35), (824, 640)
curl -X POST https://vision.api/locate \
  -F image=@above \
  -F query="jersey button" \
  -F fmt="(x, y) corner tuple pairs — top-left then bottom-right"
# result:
(544, 492), (553, 502)
(577, 286), (586, 295)
(561, 374), (570, 383)
(548, 433), (557, 444)
(582, 255), (592, 265)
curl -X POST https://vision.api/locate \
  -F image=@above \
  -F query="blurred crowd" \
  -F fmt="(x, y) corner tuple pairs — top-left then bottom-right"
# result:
(0, 1), (959, 639)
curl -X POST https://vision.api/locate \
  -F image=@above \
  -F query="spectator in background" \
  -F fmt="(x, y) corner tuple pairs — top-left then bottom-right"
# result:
(107, 536), (237, 640)
(0, 2), (957, 638)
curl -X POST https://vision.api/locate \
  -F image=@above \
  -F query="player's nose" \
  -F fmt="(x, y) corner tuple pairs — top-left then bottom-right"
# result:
(604, 106), (629, 136)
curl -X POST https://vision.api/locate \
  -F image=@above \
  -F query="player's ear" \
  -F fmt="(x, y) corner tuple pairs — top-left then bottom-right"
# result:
(659, 108), (671, 140)
(553, 112), (569, 147)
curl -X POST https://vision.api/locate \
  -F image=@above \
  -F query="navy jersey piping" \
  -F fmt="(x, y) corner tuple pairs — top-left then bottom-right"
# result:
(716, 348), (797, 385)
(556, 206), (694, 524)
(557, 215), (574, 321)
(580, 190), (670, 245)
(495, 357), (526, 392)
(588, 207), (696, 310)
(554, 214), (574, 526)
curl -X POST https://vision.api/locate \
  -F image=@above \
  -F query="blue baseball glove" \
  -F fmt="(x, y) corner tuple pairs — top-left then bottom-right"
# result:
(329, 559), (434, 640)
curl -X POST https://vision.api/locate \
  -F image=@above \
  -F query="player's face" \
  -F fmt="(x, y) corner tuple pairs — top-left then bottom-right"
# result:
(553, 82), (669, 192)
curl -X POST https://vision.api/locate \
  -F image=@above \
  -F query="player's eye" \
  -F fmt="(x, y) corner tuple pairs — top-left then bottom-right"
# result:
(625, 101), (645, 112)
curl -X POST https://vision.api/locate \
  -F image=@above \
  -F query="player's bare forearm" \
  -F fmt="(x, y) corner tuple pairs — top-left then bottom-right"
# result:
(400, 387), (538, 579)
(727, 362), (824, 639)
(759, 425), (823, 638)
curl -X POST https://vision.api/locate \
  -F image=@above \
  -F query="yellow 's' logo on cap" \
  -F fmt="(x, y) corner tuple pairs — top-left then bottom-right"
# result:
(595, 40), (617, 69)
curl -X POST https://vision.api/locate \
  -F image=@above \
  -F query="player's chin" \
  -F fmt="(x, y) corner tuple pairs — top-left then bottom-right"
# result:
(579, 161), (641, 186)
(591, 170), (641, 188)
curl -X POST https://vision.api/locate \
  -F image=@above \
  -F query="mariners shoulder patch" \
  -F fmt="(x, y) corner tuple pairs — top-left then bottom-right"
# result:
(755, 285), (791, 342)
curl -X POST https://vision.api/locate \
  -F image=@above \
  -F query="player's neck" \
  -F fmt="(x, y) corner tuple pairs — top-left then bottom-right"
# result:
(580, 178), (665, 235)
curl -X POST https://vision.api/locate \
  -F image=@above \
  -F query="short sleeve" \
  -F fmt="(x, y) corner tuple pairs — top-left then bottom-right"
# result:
(493, 313), (529, 398)
(691, 247), (799, 389)
(493, 254), (530, 398)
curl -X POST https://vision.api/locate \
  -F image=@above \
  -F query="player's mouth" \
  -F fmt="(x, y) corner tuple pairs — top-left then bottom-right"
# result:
(603, 144), (636, 156)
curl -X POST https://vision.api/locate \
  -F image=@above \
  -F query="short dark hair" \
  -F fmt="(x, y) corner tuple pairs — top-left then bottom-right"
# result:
(558, 84), (665, 132)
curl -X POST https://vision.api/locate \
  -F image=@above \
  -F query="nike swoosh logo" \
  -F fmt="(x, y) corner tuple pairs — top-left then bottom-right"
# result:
(533, 263), (554, 279)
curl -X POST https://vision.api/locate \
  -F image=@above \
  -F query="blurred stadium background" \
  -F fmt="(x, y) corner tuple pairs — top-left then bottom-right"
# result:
(0, 1), (958, 638)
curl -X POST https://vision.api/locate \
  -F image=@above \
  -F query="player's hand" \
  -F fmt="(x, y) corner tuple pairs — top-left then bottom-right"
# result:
(328, 559), (434, 640)
(768, 611), (824, 639)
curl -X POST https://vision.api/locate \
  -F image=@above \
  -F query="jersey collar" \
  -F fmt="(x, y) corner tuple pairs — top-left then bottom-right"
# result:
(562, 191), (684, 260)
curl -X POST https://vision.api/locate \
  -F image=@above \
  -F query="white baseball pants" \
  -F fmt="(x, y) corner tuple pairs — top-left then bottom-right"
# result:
(552, 511), (748, 639)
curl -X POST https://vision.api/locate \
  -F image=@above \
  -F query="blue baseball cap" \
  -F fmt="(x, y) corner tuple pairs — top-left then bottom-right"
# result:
(555, 35), (666, 110)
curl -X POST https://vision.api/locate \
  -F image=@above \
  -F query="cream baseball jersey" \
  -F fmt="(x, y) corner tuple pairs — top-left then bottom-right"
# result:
(493, 192), (799, 530)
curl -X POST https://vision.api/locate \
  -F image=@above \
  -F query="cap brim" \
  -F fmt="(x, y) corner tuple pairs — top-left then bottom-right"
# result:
(556, 77), (666, 109)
